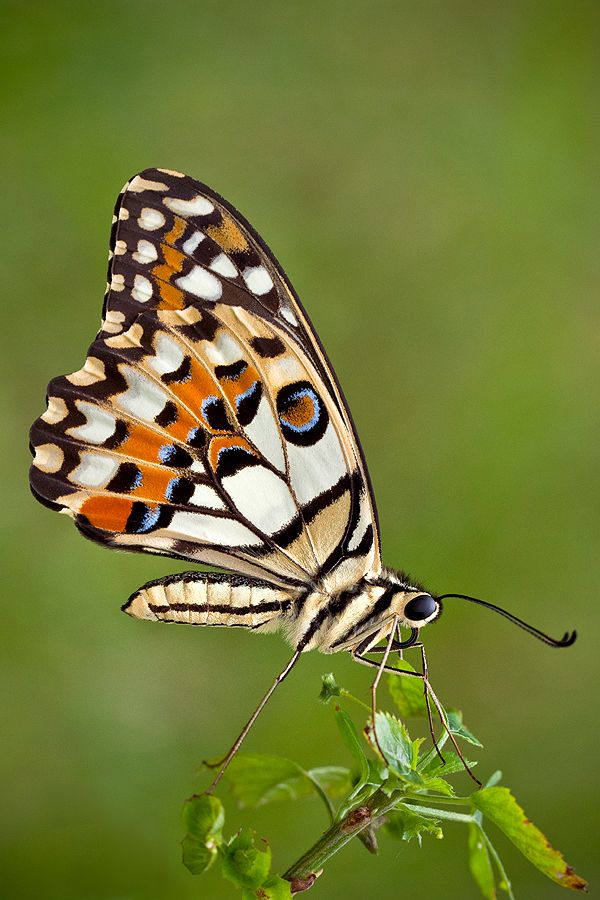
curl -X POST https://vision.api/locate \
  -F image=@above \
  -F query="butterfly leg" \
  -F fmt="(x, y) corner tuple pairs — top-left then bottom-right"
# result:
(367, 618), (399, 763)
(361, 633), (442, 761)
(408, 638), (444, 765)
(204, 649), (302, 795)
(352, 648), (482, 787)
(417, 652), (482, 787)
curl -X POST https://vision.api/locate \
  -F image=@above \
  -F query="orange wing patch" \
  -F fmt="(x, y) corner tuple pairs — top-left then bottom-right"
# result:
(79, 495), (138, 533)
(207, 213), (249, 253)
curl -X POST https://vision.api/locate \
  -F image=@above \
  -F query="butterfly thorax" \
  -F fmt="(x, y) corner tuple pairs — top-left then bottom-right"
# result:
(288, 568), (430, 654)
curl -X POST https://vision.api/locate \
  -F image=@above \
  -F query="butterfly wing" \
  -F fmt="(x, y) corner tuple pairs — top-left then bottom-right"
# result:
(29, 169), (381, 591)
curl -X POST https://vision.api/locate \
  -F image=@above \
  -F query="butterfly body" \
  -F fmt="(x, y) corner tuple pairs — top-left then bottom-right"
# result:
(124, 567), (436, 654)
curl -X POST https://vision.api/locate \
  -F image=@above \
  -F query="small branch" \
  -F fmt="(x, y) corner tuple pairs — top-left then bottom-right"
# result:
(283, 786), (477, 891)
(283, 789), (401, 887)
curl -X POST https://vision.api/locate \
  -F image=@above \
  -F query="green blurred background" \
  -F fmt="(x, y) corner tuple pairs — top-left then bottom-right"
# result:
(2, 1), (598, 897)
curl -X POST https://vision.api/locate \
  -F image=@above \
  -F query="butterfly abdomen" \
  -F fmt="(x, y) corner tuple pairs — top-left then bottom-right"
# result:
(124, 571), (296, 632)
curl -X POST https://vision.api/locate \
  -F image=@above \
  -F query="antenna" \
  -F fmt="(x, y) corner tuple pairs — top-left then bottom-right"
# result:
(436, 593), (577, 648)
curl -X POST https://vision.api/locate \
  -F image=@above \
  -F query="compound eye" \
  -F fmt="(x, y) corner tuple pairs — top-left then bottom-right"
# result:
(404, 594), (438, 622)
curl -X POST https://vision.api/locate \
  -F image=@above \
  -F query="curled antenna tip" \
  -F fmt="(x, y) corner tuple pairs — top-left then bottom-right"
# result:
(560, 630), (577, 647)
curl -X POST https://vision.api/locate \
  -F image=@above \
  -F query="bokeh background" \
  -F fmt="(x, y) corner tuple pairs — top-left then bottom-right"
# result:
(2, 2), (598, 898)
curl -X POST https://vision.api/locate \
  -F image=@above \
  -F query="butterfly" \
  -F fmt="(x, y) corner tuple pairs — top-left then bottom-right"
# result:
(29, 168), (575, 788)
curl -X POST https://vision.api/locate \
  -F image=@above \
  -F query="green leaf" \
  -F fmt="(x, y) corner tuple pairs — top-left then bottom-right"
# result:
(468, 823), (496, 899)
(242, 874), (293, 899)
(447, 708), (483, 748)
(223, 754), (352, 811)
(388, 662), (428, 717)
(421, 751), (477, 778)
(370, 711), (413, 774)
(181, 794), (224, 874)
(471, 786), (588, 892)
(222, 829), (271, 890)
(320, 672), (342, 703)
(417, 775), (456, 797)
(335, 707), (371, 785)
(307, 766), (353, 799)
(385, 803), (443, 844)
(223, 754), (308, 807)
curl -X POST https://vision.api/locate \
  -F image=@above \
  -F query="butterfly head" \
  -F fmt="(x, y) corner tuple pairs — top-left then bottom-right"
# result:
(379, 569), (441, 632)
(399, 591), (440, 628)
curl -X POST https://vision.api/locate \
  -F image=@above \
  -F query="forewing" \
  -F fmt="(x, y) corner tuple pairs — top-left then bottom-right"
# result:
(29, 169), (381, 589)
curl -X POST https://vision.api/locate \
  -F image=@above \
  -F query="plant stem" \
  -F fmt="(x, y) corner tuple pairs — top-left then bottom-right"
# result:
(407, 803), (474, 824)
(283, 789), (476, 889)
(283, 788), (401, 884)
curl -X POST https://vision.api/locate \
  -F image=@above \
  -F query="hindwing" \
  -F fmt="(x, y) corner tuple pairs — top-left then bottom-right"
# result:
(29, 169), (381, 591)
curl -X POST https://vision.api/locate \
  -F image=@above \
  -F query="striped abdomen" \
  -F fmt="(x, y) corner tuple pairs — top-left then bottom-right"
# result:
(124, 571), (296, 632)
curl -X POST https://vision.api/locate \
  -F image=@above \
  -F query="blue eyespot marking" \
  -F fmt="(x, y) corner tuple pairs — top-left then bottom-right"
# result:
(276, 380), (329, 446)
(235, 380), (260, 411)
(280, 387), (320, 432)
(165, 477), (180, 501)
(159, 444), (177, 464)
(135, 505), (162, 533)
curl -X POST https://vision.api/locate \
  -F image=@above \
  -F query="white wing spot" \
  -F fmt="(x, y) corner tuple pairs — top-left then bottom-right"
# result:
(203, 330), (243, 364)
(222, 466), (297, 534)
(117, 366), (168, 421)
(244, 395), (285, 472)
(281, 305), (299, 326)
(182, 231), (205, 255)
(139, 207), (166, 231)
(286, 422), (347, 505)
(243, 265), (274, 296)
(132, 274), (153, 302)
(210, 253), (237, 278)
(170, 511), (262, 547)
(69, 402), (117, 444)
(148, 333), (185, 376)
(71, 451), (119, 488)
(189, 484), (227, 510)
(164, 194), (214, 216)
(113, 239), (127, 256)
(133, 240), (158, 264)
(118, 206), (129, 221)
(176, 265), (222, 300)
